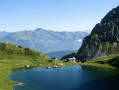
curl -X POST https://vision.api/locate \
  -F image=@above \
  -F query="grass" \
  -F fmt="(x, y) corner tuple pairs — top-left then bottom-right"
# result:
(0, 42), (50, 90)
(0, 42), (79, 90)
(0, 42), (119, 90)
(1, 56), (118, 90)
(80, 55), (119, 72)
(0, 59), (37, 90)
(90, 34), (98, 38)
(0, 58), (79, 90)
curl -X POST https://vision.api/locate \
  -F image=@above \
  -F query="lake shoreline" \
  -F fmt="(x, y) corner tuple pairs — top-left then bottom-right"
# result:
(10, 63), (119, 90)
(12, 83), (23, 87)
(5, 55), (119, 90)
(9, 65), (119, 90)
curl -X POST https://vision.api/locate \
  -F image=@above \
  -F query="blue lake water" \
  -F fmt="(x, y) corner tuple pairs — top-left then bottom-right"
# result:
(9, 65), (119, 90)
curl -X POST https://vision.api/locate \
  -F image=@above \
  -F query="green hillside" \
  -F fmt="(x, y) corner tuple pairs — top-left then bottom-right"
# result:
(0, 42), (50, 61)
(80, 55), (119, 71)
(0, 42), (74, 90)
(0, 42), (51, 90)
(0, 42), (119, 90)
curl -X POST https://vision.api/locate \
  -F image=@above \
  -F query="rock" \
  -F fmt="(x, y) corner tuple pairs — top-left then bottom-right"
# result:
(51, 57), (57, 60)
(48, 59), (53, 62)
(59, 63), (63, 66)
(46, 66), (50, 69)
(16, 45), (22, 49)
(24, 65), (30, 68)
(39, 64), (41, 66)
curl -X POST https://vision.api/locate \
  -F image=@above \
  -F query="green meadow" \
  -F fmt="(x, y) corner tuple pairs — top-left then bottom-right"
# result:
(0, 42), (119, 90)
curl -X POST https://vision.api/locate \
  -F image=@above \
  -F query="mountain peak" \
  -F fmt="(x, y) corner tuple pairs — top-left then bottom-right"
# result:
(35, 28), (46, 31)
(116, 5), (119, 9)
(91, 5), (119, 36)
(80, 5), (119, 61)
(100, 5), (119, 24)
(62, 5), (119, 62)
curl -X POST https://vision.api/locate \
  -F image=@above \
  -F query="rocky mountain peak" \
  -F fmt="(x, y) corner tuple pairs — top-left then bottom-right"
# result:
(101, 5), (119, 24)
(90, 5), (119, 42)
(62, 5), (119, 62)
(79, 5), (119, 61)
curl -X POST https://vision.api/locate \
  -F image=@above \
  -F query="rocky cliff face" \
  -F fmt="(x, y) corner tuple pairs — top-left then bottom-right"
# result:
(62, 5), (119, 62)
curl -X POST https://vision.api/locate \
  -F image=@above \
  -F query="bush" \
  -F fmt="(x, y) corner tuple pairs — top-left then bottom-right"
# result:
(91, 34), (98, 38)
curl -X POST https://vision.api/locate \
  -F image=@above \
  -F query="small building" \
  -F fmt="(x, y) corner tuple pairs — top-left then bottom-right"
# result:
(67, 57), (76, 62)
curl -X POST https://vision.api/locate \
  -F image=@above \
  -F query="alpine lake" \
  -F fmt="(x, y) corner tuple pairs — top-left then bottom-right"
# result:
(9, 65), (119, 90)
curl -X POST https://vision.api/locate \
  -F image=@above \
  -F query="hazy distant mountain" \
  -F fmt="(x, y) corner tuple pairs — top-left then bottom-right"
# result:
(0, 28), (89, 53)
(0, 31), (12, 37)
(82, 30), (91, 33)
(46, 50), (77, 60)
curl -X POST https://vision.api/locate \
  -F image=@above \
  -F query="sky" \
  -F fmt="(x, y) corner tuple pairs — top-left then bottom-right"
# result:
(0, 0), (119, 32)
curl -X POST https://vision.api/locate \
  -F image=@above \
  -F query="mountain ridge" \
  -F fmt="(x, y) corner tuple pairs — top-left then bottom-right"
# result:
(0, 28), (89, 53)
(62, 5), (119, 62)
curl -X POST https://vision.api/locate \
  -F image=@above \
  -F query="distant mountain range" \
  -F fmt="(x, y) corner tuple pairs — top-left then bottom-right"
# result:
(0, 28), (89, 53)
(0, 31), (12, 37)
(46, 50), (77, 60)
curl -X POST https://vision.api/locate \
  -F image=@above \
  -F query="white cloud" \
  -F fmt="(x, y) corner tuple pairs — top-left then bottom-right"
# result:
(77, 39), (82, 42)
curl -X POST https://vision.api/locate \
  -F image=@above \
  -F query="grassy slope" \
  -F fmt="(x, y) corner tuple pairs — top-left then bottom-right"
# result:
(0, 42), (119, 90)
(0, 42), (50, 90)
(0, 42), (76, 90)
(80, 55), (119, 71)
(0, 59), (76, 90)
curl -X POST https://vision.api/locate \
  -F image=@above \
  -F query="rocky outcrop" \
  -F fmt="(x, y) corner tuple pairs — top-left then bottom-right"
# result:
(62, 5), (119, 62)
